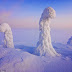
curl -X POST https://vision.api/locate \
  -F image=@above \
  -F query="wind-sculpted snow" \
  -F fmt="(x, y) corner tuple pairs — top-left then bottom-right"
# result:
(36, 7), (59, 56)
(0, 48), (44, 72)
(40, 7), (56, 21)
(0, 23), (14, 48)
(0, 47), (72, 72)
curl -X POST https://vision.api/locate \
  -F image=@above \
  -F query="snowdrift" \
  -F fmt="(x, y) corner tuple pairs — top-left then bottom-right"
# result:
(0, 47), (72, 72)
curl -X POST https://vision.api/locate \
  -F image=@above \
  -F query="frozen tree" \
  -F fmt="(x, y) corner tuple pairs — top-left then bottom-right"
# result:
(0, 23), (14, 48)
(36, 7), (59, 56)
(67, 36), (72, 46)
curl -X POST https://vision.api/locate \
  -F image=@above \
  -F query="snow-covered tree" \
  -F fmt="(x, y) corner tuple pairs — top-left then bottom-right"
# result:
(67, 36), (72, 46)
(0, 23), (14, 48)
(36, 7), (59, 56)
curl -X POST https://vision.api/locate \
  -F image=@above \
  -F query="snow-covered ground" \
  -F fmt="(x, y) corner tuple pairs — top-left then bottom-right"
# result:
(0, 29), (72, 72)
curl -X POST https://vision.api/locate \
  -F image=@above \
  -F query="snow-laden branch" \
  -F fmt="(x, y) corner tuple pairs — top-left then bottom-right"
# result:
(36, 7), (59, 56)
(0, 23), (14, 48)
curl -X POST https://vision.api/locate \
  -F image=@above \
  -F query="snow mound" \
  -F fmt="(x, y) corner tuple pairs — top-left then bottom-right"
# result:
(0, 48), (44, 72)
(0, 47), (72, 72)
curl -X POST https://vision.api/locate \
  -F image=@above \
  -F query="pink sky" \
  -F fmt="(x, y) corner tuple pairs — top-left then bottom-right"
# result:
(0, 0), (72, 29)
(0, 10), (72, 29)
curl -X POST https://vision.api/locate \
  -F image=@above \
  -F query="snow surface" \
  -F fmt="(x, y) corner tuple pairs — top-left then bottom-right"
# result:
(0, 29), (72, 72)
(0, 47), (72, 72)
(0, 23), (14, 48)
(36, 7), (58, 56)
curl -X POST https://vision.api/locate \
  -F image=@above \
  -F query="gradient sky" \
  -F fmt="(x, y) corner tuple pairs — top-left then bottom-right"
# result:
(0, 0), (72, 29)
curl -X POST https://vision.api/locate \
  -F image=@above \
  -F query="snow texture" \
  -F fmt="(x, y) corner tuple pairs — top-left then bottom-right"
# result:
(36, 7), (59, 56)
(0, 28), (72, 72)
(0, 47), (72, 72)
(0, 23), (14, 48)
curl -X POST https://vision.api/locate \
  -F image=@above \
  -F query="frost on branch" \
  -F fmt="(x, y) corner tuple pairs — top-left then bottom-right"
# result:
(36, 7), (59, 56)
(0, 23), (14, 48)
